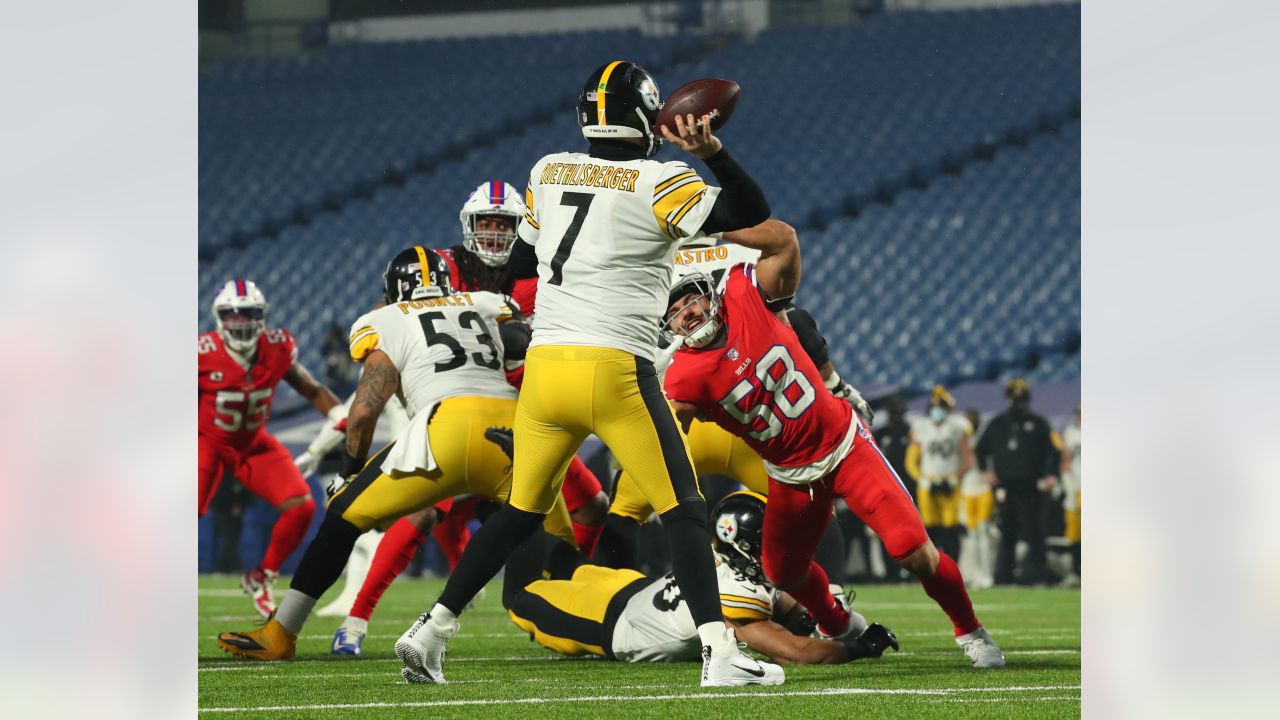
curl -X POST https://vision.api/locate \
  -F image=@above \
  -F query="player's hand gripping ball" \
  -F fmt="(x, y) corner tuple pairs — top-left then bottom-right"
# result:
(656, 78), (740, 134)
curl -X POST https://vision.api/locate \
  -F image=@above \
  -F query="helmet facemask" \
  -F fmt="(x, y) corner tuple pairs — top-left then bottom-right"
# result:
(462, 211), (519, 267)
(663, 272), (721, 349)
(215, 305), (265, 354)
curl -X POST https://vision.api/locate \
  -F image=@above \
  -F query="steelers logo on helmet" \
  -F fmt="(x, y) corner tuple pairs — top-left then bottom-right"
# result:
(383, 246), (453, 304)
(578, 60), (663, 157)
(716, 514), (738, 543)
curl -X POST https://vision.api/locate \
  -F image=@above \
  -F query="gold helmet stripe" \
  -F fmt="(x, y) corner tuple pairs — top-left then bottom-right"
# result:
(413, 246), (431, 288)
(596, 60), (624, 126)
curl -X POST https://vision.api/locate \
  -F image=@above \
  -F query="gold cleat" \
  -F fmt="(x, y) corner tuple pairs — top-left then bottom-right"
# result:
(217, 613), (297, 660)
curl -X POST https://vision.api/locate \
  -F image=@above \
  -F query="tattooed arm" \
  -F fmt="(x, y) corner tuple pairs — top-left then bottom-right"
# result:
(343, 349), (401, 476)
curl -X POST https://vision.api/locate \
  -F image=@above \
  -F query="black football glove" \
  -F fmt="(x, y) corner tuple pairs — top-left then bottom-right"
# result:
(843, 622), (900, 660)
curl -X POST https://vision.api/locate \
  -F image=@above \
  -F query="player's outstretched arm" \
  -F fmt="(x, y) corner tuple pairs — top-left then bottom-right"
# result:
(285, 360), (343, 418)
(723, 219), (801, 302)
(661, 113), (770, 235)
(730, 617), (848, 665)
(344, 349), (400, 475)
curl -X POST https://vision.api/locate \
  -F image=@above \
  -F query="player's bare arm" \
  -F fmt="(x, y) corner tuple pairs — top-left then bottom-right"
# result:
(345, 349), (400, 469)
(284, 361), (342, 416)
(727, 616), (847, 665)
(722, 219), (801, 303)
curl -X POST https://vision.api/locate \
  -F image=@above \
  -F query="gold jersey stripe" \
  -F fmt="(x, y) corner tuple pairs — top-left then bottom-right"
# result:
(652, 175), (700, 205)
(596, 60), (624, 125)
(653, 170), (697, 196)
(669, 187), (707, 229)
(349, 325), (374, 342)
(652, 179), (708, 237)
(349, 330), (380, 362)
(524, 186), (535, 213)
(524, 212), (540, 229)
(721, 604), (770, 621)
(720, 593), (771, 611)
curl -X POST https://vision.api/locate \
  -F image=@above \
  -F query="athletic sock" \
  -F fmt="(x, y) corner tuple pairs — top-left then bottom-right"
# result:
(349, 518), (427, 621)
(572, 520), (604, 557)
(260, 498), (315, 573)
(340, 616), (368, 634)
(920, 551), (982, 636)
(697, 622), (738, 658)
(784, 561), (850, 637)
(813, 519), (848, 587)
(428, 603), (458, 632)
(659, 499), (722, 628)
(275, 589), (317, 636)
(433, 511), (472, 572)
(436, 504), (545, 616)
(289, 514), (363, 601)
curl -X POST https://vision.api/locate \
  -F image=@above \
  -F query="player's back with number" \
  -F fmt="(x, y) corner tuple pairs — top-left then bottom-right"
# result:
(198, 328), (296, 446)
(347, 291), (516, 417)
(664, 263), (852, 468)
(523, 151), (718, 358)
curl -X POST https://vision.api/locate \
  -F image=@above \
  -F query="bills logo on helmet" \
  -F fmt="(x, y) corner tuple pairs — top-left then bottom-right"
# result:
(716, 514), (738, 542)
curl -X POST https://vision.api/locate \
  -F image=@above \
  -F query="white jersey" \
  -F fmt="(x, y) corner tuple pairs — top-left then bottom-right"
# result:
(348, 291), (517, 473)
(611, 555), (775, 663)
(673, 240), (762, 285)
(1062, 422), (1081, 507)
(518, 151), (721, 360)
(911, 414), (973, 480)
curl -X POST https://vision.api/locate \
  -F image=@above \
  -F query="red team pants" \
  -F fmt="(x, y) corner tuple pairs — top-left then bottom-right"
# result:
(198, 430), (311, 516)
(762, 421), (927, 585)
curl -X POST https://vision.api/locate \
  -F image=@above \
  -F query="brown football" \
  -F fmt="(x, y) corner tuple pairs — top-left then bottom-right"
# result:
(656, 78), (740, 134)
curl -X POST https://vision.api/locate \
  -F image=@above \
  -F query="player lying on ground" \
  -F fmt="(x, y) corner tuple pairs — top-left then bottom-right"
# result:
(499, 476), (899, 665)
(199, 279), (344, 618)
(661, 219), (1006, 668)
(216, 247), (576, 660)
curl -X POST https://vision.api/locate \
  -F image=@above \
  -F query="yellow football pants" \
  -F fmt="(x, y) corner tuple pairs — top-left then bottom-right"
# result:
(328, 396), (573, 544)
(508, 564), (648, 658)
(508, 346), (701, 517)
(918, 483), (961, 527)
(1064, 491), (1081, 543)
(962, 491), (995, 530)
(611, 417), (768, 524)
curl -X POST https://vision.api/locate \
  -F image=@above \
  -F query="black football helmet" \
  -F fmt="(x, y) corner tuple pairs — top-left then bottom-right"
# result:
(578, 60), (663, 157)
(383, 246), (452, 304)
(711, 490), (768, 585)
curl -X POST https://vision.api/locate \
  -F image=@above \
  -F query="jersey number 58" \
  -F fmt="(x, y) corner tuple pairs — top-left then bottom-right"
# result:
(718, 345), (815, 442)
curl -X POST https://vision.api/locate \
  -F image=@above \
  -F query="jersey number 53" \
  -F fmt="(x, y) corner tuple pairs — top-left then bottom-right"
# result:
(718, 345), (815, 442)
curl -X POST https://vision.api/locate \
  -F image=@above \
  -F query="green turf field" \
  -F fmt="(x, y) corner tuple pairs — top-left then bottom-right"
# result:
(199, 574), (1079, 719)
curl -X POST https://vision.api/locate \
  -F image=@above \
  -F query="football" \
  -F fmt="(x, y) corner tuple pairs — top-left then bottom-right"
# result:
(656, 78), (740, 134)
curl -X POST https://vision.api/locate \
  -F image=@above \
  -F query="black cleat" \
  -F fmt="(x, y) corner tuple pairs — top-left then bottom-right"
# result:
(484, 426), (515, 461)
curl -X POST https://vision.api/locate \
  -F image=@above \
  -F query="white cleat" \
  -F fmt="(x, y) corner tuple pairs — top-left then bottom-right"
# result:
(396, 612), (456, 685)
(956, 627), (1006, 668)
(701, 629), (785, 687)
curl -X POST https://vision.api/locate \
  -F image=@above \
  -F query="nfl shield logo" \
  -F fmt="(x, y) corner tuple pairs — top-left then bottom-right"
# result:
(726, 348), (739, 361)
(211, 371), (223, 382)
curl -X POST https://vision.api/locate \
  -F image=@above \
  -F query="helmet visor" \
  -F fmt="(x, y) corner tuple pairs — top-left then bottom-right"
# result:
(217, 307), (265, 343)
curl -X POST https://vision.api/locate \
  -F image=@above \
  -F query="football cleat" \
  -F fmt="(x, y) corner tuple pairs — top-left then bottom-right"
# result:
(701, 641), (785, 687)
(483, 426), (514, 461)
(956, 626), (1006, 668)
(331, 625), (366, 656)
(241, 567), (278, 619)
(845, 623), (900, 659)
(217, 613), (296, 661)
(816, 586), (868, 641)
(396, 612), (456, 685)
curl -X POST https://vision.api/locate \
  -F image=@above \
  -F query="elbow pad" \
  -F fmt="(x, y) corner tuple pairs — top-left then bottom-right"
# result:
(509, 239), (538, 279)
(786, 306), (830, 369)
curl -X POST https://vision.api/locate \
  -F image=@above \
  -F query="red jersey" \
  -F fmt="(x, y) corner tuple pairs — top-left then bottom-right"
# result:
(664, 264), (852, 468)
(198, 329), (297, 449)
(439, 247), (539, 316)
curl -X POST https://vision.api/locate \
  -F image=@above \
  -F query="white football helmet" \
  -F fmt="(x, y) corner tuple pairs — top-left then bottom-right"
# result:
(212, 279), (268, 354)
(662, 267), (722, 349)
(460, 181), (525, 267)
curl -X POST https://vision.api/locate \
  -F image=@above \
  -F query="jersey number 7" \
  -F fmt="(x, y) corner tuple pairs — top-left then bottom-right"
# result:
(548, 192), (594, 285)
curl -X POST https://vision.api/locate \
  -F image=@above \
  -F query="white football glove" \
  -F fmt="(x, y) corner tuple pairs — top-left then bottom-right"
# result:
(827, 373), (874, 426)
(323, 473), (352, 500)
(294, 450), (320, 478)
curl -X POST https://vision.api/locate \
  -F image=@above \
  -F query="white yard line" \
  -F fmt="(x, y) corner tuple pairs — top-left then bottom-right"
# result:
(198, 684), (1082, 713)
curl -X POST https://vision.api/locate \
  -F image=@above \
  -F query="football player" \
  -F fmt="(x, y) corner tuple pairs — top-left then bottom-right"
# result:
(199, 279), (344, 618)
(662, 219), (1006, 668)
(1059, 404), (1081, 586)
(503, 487), (899, 666)
(597, 234), (869, 610)
(215, 247), (575, 661)
(958, 408), (996, 589)
(906, 386), (974, 563)
(396, 60), (783, 688)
